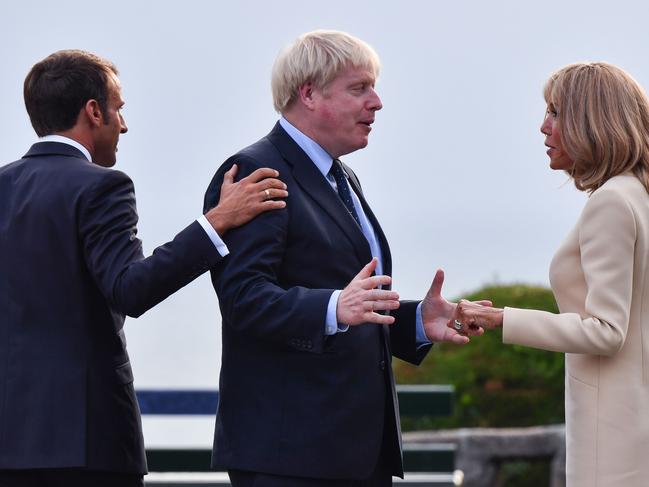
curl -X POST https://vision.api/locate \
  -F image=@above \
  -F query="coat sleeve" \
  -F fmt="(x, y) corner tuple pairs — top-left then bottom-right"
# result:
(503, 187), (635, 355)
(389, 300), (432, 365)
(79, 169), (222, 318)
(204, 156), (334, 354)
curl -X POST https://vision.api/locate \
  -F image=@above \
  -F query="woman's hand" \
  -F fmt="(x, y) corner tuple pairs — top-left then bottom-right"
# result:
(449, 299), (504, 333)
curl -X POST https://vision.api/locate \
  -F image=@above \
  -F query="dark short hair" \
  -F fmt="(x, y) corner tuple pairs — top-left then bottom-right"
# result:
(24, 50), (118, 136)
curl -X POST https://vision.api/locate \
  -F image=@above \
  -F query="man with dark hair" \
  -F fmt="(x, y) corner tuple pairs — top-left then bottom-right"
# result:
(23, 50), (118, 138)
(0, 49), (287, 487)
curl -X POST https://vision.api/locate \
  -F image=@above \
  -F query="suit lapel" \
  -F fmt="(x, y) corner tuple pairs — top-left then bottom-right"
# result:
(267, 123), (372, 265)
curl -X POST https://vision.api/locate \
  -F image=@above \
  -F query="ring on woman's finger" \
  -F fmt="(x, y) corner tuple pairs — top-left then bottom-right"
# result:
(264, 189), (270, 199)
(453, 319), (464, 331)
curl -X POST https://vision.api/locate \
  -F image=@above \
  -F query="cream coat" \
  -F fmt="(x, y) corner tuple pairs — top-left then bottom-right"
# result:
(503, 173), (649, 487)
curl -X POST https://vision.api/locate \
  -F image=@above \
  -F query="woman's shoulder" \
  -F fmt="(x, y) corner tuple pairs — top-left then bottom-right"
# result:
(598, 172), (644, 193)
(589, 173), (647, 206)
(583, 173), (648, 227)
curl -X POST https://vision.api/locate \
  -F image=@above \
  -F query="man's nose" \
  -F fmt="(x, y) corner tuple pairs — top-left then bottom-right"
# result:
(368, 88), (383, 111)
(120, 114), (128, 134)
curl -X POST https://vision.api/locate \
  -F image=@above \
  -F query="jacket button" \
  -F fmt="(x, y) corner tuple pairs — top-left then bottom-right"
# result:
(379, 360), (386, 371)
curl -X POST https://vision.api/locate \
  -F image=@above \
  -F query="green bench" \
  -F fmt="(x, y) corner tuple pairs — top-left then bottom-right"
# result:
(140, 385), (458, 486)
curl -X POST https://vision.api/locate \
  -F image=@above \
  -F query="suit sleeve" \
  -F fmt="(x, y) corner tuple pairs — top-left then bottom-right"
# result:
(204, 156), (333, 354)
(79, 169), (223, 317)
(390, 300), (432, 365)
(503, 187), (635, 355)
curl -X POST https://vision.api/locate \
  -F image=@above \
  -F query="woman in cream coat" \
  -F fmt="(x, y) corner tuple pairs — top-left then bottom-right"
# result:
(454, 62), (649, 487)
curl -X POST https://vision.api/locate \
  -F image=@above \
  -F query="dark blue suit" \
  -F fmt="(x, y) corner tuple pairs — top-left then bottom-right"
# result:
(203, 124), (431, 481)
(0, 142), (222, 473)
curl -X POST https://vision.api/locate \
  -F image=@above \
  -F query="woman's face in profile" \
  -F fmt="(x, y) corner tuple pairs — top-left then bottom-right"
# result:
(541, 104), (574, 171)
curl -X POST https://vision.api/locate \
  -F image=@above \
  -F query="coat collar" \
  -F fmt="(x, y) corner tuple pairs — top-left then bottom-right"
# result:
(23, 141), (89, 161)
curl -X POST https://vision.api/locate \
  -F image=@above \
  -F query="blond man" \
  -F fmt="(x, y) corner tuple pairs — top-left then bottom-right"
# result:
(204, 30), (477, 486)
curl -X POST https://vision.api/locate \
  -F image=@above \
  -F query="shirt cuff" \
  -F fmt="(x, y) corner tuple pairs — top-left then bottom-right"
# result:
(325, 290), (349, 335)
(415, 302), (431, 346)
(197, 215), (229, 257)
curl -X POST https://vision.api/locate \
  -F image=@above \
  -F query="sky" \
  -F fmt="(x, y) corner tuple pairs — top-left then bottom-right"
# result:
(3, 0), (649, 393)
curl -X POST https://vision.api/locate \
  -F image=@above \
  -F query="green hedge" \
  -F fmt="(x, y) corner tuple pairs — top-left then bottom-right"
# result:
(395, 284), (564, 430)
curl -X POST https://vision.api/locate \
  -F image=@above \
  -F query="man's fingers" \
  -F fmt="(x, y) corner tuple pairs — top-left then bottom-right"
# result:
(358, 274), (392, 290)
(352, 258), (378, 282)
(243, 167), (281, 184)
(474, 300), (493, 307)
(259, 200), (287, 210)
(222, 164), (238, 186)
(367, 288), (399, 301)
(253, 178), (288, 192)
(427, 269), (445, 299)
(363, 313), (396, 325)
(363, 299), (400, 312)
(260, 188), (289, 200)
(339, 259), (399, 325)
(449, 332), (470, 345)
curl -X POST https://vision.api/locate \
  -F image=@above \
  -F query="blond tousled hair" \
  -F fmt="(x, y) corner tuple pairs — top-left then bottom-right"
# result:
(544, 62), (649, 193)
(271, 30), (380, 113)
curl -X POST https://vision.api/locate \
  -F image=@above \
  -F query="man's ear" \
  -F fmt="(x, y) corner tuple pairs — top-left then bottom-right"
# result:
(83, 99), (103, 127)
(297, 82), (317, 110)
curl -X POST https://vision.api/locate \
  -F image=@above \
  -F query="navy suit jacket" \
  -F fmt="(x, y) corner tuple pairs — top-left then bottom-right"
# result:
(0, 142), (222, 473)
(203, 123), (432, 480)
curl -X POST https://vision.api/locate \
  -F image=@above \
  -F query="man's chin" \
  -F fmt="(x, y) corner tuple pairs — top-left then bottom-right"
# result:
(351, 138), (370, 152)
(335, 138), (370, 157)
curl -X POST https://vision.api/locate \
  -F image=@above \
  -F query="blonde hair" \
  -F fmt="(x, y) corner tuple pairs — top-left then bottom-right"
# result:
(271, 30), (380, 113)
(544, 62), (649, 193)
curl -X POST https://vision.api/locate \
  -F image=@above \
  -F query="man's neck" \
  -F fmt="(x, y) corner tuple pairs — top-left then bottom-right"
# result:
(282, 111), (335, 156)
(40, 134), (92, 162)
(57, 126), (96, 159)
(282, 112), (312, 138)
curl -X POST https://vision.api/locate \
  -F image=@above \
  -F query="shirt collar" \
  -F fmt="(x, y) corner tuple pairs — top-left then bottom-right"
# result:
(279, 116), (334, 178)
(39, 135), (92, 162)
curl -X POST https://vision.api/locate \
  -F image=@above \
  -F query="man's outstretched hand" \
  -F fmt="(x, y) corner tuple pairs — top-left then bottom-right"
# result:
(422, 270), (486, 345)
(205, 164), (288, 235)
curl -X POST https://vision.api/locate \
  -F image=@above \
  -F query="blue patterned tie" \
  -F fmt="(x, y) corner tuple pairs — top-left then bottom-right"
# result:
(330, 159), (361, 228)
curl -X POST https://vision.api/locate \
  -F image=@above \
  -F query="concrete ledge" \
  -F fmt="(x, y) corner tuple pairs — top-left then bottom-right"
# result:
(404, 425), (566, 487)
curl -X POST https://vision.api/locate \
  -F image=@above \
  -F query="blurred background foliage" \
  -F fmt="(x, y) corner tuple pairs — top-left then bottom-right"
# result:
(394, 283), (564, 486)
(395, 283), (564, 430)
